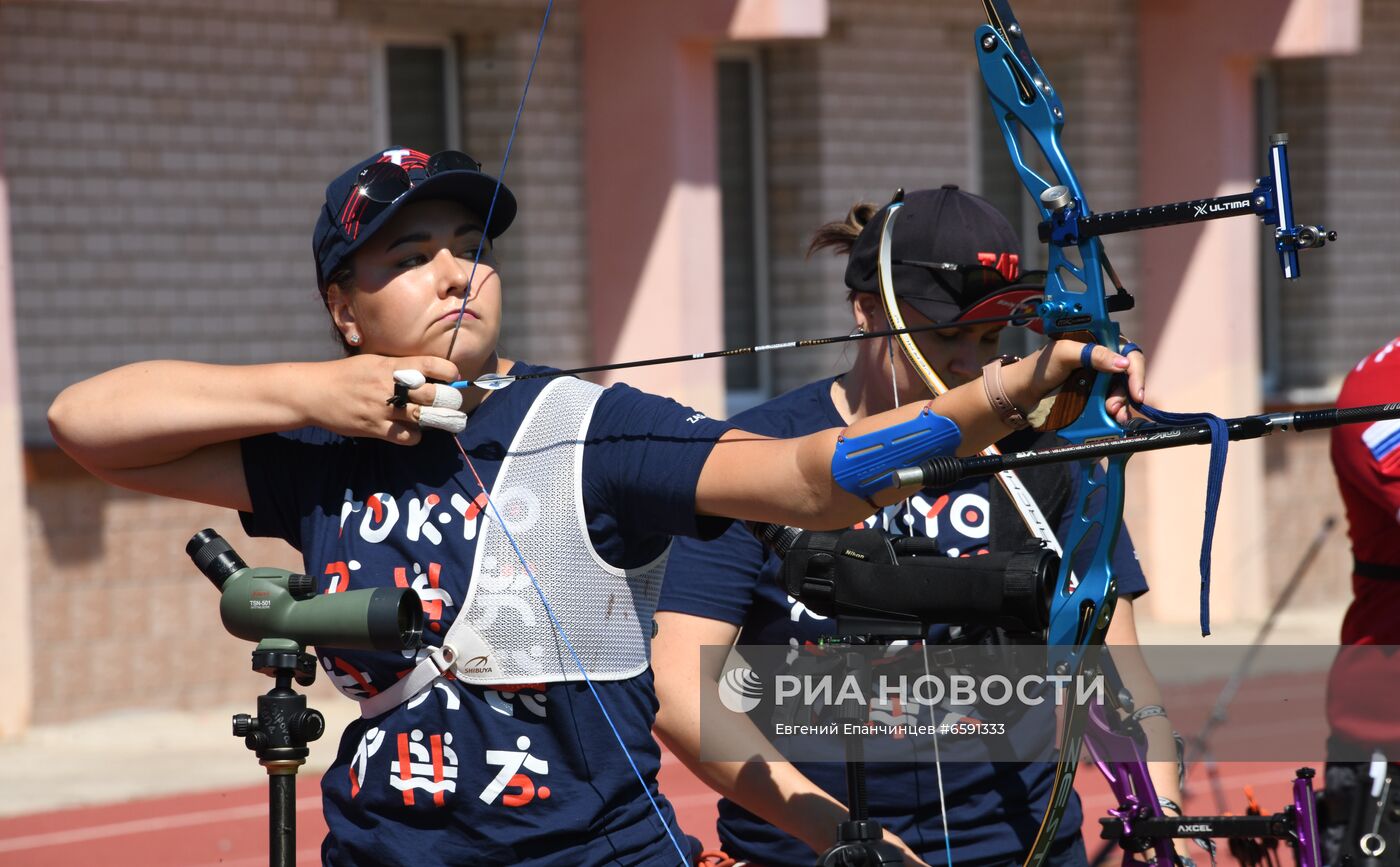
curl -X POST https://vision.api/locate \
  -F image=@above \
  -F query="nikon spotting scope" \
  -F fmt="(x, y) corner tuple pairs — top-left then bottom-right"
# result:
(187, 529), (423, 652)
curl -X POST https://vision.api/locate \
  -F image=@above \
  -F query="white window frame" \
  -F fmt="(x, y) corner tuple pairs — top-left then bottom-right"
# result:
(369, 32), (462, 152)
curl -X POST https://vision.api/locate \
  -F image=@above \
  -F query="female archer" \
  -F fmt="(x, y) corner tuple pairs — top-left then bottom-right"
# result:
(47, 150), (1143, 866)
(653, 187), (1187, 867)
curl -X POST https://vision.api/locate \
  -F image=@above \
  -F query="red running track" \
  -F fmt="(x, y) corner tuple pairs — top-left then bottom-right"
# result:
(0, 753), (1310, 867)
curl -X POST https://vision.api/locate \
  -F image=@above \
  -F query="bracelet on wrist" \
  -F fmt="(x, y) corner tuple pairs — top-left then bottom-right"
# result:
(1130, 704), (1168, 723)
(982, 355), (1030, 430)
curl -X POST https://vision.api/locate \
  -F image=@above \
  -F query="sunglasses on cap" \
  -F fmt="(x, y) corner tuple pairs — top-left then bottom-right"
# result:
(337, 150), (483, 241)
(894, 257), (1048, 305)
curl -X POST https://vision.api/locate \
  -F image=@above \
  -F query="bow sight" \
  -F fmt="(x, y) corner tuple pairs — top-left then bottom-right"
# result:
(1035, 132), (1335, 282)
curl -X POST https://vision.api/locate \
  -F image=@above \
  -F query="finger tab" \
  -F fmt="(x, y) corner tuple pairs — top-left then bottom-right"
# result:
(432, 385), (464, 411)
(393, 369), (427, 389)
(420, 407), (467, 434)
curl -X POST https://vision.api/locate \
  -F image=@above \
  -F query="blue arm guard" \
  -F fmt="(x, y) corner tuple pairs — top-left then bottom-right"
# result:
(831, 406), (962, 501)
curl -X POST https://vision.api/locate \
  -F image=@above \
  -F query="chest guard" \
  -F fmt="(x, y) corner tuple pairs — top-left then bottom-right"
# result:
(456, 376), (668, 685)
(357, 377), (669, 717)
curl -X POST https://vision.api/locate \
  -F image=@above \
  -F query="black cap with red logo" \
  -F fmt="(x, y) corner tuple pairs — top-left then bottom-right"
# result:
(844, 185), (1045, 325)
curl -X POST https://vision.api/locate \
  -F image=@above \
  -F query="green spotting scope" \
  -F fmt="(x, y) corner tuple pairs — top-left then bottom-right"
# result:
(187, 529), (423, 652)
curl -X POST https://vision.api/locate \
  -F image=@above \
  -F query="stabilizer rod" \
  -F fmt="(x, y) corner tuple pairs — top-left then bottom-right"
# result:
(896, 402), (1400, 490)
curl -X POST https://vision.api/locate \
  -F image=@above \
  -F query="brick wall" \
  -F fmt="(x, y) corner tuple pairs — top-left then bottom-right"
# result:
(3, 0), (586, 723)
(26, 452), (311, 723)
(761, 0), (1141, 394)
(3, 0), (365, 445)
(1, 0), (586, 445)
(1260, 431), (1351, 620)
(1274, 0), (1400, 397)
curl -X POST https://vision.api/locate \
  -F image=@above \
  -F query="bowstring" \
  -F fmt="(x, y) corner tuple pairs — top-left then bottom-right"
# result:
(453, 439), (691, 864)
(438, 1), (690, 863)
(883, 307), (955, 867)
(444, 1), (552, 364)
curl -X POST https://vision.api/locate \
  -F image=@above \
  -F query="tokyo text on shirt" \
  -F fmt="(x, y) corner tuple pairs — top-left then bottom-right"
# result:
(240, 364), (732, 867)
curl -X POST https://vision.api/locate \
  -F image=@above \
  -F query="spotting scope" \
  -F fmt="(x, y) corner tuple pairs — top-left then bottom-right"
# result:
(187, 529), (423, 652)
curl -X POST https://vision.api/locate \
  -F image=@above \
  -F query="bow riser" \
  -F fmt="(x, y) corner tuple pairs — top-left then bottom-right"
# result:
(1049, 463), (1122, 649)
(975, 25), (1118, 350)
(975, 23), (1126, 679)
(973, 10), (1131, 866)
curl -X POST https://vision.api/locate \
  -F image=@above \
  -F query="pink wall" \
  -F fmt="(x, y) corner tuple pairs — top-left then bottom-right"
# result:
(1131, 0), (1359, 626)
(0, 128), (33, 737)
(579, 0), (825, 418)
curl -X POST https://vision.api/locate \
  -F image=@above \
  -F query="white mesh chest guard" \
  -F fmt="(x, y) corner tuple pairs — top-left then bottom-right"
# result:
(447, 376), (669, 686)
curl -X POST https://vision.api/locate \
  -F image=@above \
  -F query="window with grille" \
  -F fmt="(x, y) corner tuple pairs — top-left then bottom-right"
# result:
(717, 52), (772, 414)
(373, 39), (460, 155)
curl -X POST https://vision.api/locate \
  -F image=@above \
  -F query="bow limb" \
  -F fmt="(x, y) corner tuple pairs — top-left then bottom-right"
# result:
(974, 3), (1127, 865)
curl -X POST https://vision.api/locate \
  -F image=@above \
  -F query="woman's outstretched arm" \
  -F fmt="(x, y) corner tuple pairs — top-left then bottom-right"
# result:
(696, 339), (1142, 529)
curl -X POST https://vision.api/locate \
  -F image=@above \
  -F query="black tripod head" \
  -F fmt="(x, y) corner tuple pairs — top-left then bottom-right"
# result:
(817, 821), (906, 866)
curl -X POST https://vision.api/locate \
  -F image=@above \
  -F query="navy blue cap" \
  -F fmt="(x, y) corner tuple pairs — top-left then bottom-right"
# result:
(312, 147), (517, 292)
(844, 185), (1043, 324)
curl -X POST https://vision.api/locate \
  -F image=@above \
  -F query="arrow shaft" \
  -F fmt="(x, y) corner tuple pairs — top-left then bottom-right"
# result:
(449, 307), (1039, 390)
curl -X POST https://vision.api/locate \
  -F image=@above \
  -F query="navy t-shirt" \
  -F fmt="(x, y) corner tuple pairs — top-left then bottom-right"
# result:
(657, 376), (1148, 867)
(239, 363), (733, 867)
